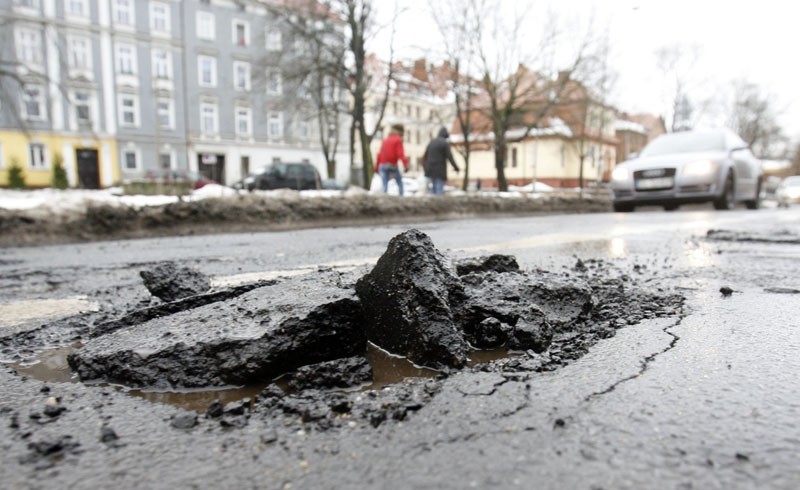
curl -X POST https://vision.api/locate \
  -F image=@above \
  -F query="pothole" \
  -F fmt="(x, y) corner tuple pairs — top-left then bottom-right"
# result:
(5, 229), (686, 430)
(8, 342), (512, 413)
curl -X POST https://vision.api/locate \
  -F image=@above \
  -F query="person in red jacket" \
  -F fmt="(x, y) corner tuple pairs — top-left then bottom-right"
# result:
(375, 124), (409, 196)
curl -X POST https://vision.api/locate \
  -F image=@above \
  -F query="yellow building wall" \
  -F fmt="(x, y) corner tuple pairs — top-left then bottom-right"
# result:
(0, 131), (119, 188)
(453, 137), (617, 186)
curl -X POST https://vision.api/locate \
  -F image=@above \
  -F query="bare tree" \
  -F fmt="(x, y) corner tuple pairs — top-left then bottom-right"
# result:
(471, 2), (598, 191)
(429, 0), (485, 190)
(563, 32), (617, 195)
(727, 79), (788, 159)
(655, 43), (711, 133)
(264, 0), (397, 188)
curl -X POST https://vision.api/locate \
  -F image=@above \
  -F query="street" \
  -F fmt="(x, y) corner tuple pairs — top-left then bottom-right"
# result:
(2, 206), (800, 489)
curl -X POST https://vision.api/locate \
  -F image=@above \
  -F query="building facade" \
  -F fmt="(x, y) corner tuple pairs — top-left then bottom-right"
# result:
(0, 0), (349, 189)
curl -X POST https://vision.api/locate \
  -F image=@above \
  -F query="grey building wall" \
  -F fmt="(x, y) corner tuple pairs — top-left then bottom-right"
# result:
(1, 0), (351, 186)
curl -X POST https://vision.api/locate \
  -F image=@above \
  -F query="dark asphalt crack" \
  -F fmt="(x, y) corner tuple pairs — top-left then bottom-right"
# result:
(583, 315), (685, 403)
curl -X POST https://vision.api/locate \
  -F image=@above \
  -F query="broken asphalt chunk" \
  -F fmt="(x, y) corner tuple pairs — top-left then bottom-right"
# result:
(287, 356), (373, 391)
(68, 271), (367, 389)
(454, 254), (520, 276)
(140, 262), (211, 302)
(355, 229), (469, 370)
(456, 269), (591, 345)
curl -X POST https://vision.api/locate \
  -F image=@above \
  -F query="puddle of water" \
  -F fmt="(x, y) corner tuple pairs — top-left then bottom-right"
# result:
(8, 342), (515, 413)
(11, 344), (80, 383)
(363, 342), (439, 390)
(129, 384), (269, 413)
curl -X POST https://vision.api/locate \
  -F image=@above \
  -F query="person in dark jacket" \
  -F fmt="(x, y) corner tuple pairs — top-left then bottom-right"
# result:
(423, 127), (460, 195)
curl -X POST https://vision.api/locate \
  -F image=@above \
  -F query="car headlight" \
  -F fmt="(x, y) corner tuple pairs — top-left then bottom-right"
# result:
(683, 160), (716, 176)
(244, 176), (255, 184)
(612, 166), (629, 182)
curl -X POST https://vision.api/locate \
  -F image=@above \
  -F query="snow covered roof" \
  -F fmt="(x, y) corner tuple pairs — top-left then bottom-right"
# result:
(614, 119), (647, 135)
(450, 120), (573, 144)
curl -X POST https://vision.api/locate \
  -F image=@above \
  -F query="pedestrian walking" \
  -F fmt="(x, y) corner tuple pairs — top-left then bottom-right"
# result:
(375, 124), (409, 196)
(423, 127), (460, 196)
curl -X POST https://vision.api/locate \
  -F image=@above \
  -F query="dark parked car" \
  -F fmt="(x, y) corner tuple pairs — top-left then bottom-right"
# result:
(611, 129), (763, 212)
(238, 162), (322, 191)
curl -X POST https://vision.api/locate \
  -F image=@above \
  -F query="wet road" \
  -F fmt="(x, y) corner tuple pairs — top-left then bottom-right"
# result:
(2, 206), (800, 488)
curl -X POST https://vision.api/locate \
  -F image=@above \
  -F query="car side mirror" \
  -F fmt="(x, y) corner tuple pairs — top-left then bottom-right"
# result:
(730, 145), (750, 155)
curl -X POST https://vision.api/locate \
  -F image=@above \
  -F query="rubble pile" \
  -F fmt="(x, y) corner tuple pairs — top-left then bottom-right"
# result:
(67, 229), (685, 413)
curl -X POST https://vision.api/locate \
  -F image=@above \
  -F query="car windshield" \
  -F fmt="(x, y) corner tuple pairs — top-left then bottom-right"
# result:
(640, 132), (726, 157)
(782, 176), (800, 187)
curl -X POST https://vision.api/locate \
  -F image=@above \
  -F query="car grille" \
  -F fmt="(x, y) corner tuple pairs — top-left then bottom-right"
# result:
(679, 184), (711, 193)
(634, 168), (675, 191)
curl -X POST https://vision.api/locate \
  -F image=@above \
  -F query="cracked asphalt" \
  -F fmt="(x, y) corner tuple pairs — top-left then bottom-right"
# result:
(2, 206), (800, 489)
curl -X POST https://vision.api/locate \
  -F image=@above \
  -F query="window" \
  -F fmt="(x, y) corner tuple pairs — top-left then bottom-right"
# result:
(268, 112), (283, 139)
(240, 156), (249, 177)
(157, 98), (173, 129)
(21, 85), (45, 120)
(15, 28), (42, 67)
(197, 11), (215, 40)
(28, 143), (47, 169)
(115, 44), (137, 75)
(150, 2), (170, 33)
(158, 152), (172, 170)
(68, 37), (92, 71)
(114, 0), (134, 26)
(0, 142), (4, 169)
(66, 0), (88, 17)
(151, 49), (172, 79)
(266, 70), (282, 95)
(200, 103), (218, 135)
(198, 56), (217, 87)
(233, 20), (249, 46)
(74, 91), (91, 122)
(122, 148), (138, 171)
(14, 0), (40, 10)
(297, 120), (309, 139)
(511, 147), (518, 168)
(235, 107), (251, 136)
(266, 31), (282, 51)
(233, 61), (250, 91)
(118, 94), (139, 126)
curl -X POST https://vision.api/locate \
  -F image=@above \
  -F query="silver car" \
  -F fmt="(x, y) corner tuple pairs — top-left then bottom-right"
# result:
(611, 129), (763, 212)
(776, 176), (800, 207)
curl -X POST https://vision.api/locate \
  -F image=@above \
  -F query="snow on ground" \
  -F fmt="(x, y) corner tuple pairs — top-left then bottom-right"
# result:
(0, 185), (312, 213)
(0, 181), (562, 214)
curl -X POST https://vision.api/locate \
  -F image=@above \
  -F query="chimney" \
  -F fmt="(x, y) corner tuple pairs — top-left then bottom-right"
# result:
(413, 58), (429, 82)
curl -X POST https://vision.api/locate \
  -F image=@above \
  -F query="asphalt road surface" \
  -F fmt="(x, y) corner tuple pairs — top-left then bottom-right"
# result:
(2, 205), (800, 489)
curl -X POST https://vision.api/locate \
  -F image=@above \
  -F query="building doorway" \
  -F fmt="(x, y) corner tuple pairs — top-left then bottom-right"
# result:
(198, 153), (225, 184)
(76, 148), (100, 189)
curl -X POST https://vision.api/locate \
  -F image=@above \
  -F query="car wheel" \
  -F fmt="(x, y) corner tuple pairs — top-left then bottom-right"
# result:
(713, 173), (735, 210)
(613, 202), (634, 213)
(664, 204), (680, 211)
(745, 179), (762, 210)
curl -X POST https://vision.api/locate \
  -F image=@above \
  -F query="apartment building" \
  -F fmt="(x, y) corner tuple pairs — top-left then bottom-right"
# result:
(0, 0), (121, 188)
(359, 56), (456, 179)
(0, 0), (349, 188)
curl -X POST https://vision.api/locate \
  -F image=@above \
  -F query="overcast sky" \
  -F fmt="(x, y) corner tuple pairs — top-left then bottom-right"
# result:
(376, 0), (800, 142)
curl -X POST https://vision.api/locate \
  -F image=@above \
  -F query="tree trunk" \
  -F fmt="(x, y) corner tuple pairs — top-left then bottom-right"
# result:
(461, 148), (470, 191)
(495, 142), (508, 191)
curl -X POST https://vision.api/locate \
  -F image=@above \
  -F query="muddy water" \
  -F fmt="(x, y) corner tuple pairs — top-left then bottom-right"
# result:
(9, 342), (511, 412)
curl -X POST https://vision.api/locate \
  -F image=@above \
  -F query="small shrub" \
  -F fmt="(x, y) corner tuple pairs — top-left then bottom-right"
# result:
(7, 158), (26, 189)
(52, 153), (69, 189)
